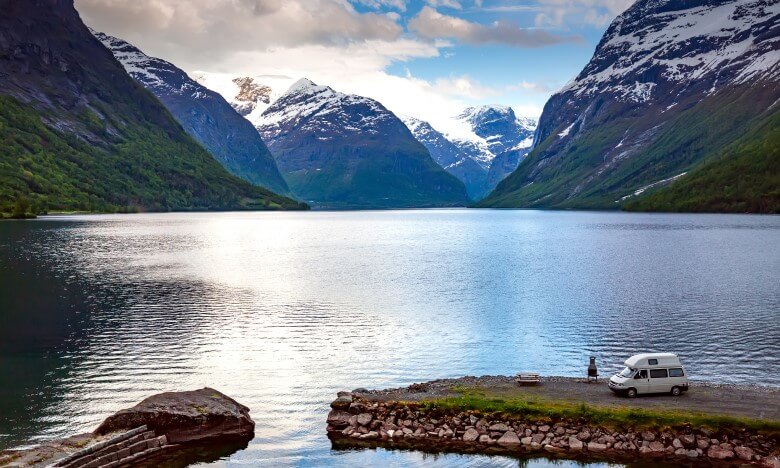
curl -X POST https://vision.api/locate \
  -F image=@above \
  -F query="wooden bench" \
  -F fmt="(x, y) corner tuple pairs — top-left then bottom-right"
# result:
(515, 373), (541, 385)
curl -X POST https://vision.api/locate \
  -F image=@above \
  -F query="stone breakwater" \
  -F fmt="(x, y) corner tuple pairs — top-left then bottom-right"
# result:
(326, 393), (780, 466)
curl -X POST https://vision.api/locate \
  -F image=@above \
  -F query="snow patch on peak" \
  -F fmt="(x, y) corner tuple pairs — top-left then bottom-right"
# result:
(192, 72), (298, 126)
(287, 77), (319, 93)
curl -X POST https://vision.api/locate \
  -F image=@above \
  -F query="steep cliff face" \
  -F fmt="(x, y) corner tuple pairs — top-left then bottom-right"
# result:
(0, 0), (304, 212)
(255, 79), (469, 208)
(480, 0), (779, 212)
(93, 32), (290, 195)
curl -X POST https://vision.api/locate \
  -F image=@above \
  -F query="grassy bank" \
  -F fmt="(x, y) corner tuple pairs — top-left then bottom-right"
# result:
(420, 389), (780, 435)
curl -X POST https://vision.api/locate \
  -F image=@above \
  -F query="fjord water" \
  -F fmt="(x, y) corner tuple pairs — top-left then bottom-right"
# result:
(1, 210), (778, 466)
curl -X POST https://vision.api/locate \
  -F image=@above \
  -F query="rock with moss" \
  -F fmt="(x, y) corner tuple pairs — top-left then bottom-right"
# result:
(95, 387), (254, 444)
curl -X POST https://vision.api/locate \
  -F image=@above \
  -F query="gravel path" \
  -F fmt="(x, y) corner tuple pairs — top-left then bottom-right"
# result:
(357, 376), (780, 421)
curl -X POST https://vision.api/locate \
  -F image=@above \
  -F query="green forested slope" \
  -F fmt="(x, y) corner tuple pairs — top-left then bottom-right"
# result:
(625, 111), (780, 213)
(0, 0), (305, 217)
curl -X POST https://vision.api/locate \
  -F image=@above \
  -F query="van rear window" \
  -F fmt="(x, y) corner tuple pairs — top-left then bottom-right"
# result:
(650, 369), (668, 378)
(669, 368), (684, 377)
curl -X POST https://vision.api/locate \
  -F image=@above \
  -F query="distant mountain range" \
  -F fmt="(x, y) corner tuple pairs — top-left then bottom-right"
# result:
(403, 107), (536, 200)
(479, 0), (779, 213)
(194, 72), (536, 203)
(0, 0), (304, 215)
(254, 79), (469, 208)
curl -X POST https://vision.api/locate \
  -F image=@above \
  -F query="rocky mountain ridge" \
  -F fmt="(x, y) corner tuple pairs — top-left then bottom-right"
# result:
(93, 32), (290, 195)
(255, 78), (470, 208)
(480, 0), (779, 212)
(403, 106), (536, 200)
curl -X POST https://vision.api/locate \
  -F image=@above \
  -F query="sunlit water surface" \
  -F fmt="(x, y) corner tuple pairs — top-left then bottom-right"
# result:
(1, 210), (778, 467)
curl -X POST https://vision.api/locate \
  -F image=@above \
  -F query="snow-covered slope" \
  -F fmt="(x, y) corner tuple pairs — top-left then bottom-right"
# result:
(255, 79), (469, 208)
(403, 106), (536, 199)
(93, 32), (290, 195)
(191, 72), (297, 126)
(401, 116), (489, 199)
(480, 0), (780, 210)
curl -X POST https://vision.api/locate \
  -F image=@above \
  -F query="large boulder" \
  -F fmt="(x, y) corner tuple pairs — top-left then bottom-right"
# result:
(94, 388), (254, 444)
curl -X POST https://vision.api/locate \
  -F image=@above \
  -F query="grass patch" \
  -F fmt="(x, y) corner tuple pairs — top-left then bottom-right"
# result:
(419, 389), (780, 434)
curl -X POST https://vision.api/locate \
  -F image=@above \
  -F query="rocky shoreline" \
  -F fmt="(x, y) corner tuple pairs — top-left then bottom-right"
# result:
(327, 381), (780, 467)
(0, 388), (254, 467)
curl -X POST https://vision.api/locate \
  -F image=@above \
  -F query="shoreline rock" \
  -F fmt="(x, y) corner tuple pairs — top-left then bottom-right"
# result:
(0, 388), (254, 467)
(327, 393), (779, 466)
(95, 387), (254, 444)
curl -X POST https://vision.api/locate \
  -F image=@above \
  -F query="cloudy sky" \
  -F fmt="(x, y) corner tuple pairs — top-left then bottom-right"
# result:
(75, 0), (633, 127)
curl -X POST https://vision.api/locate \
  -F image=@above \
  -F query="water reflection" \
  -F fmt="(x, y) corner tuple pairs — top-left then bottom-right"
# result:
(0, 210), (778, 467)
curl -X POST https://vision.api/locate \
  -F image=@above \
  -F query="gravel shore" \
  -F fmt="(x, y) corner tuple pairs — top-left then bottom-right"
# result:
(357, 375), (780, 421)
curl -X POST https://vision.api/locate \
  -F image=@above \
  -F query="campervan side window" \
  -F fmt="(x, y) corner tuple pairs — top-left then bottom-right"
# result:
(669, 368), (684, 377)
(650, 369), (668, 378)
(648, 358), (658, 365)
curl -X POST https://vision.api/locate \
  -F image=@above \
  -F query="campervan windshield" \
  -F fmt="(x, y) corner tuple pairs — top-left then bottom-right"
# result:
(619, 367), (636, 378)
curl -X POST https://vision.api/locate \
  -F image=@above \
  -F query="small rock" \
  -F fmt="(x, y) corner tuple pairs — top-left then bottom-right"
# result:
(359, 431), (378, 440)
(672, 438), (683, 449)
(478, 434), (491, 443)
(545, 444), (564, 453)
(697, 438), (709, 450)
(326, 410), (352, 429)
(497, 431), (521, 447)
(760, 456), (780, 468)
(488, 423), (510, 432)
(532, 433), (545, 444)
(680, 434), (695, 447)
(555, 426), (566, 436)
(588, 442), (607, 452)
(734, 446), (754, 461)
(641, 431), (656, 442)
(569, 436), (584, 451)
(539, 425), (550, 433)
(331, 396), (352, 409)
(707, 445), (734, 460)
(463, 428), (480, 442)
(521, 436), (533, 445)
(674, 448), (687, 456)
(356, 413), (373, 426)
(649, 441), (665, 452)
(686, 449), (699, 458)
(577, 431), (591, 442)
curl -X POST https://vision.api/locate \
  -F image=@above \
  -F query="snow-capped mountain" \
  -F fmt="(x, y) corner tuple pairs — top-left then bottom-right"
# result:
(481, 0), (780, 211)
(401, 116), (488, 199)
(93, 32), (290, 195)
(256, 79), (469, 208)
(191, 72), (297, 127)
(403, 106), (536, 199)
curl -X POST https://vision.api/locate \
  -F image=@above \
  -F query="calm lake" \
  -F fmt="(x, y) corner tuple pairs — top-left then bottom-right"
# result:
(1, 210), (778, 467)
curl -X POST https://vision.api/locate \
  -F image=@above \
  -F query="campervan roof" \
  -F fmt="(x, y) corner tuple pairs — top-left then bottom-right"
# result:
(624, 353), (681, 368)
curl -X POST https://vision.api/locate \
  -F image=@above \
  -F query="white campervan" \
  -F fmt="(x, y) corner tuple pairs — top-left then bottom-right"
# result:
(608, 353), (689, 398)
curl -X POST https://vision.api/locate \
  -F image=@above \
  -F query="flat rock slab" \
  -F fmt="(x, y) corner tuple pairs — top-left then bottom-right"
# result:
(95, 387), (254, 445)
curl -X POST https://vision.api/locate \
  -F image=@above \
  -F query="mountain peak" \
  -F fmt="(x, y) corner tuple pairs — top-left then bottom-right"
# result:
(287, 77), (327, 95)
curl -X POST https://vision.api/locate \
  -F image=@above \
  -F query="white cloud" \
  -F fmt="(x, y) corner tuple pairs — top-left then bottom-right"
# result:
(425, 0), (463, 9)
(408, 6), (580, 47)
(353, 0), (408, 11)
(76, 0), (561, 131)
(76, 0), (404, 69)
(534, 0), (633, 27)
(433, 75), (498, 99)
